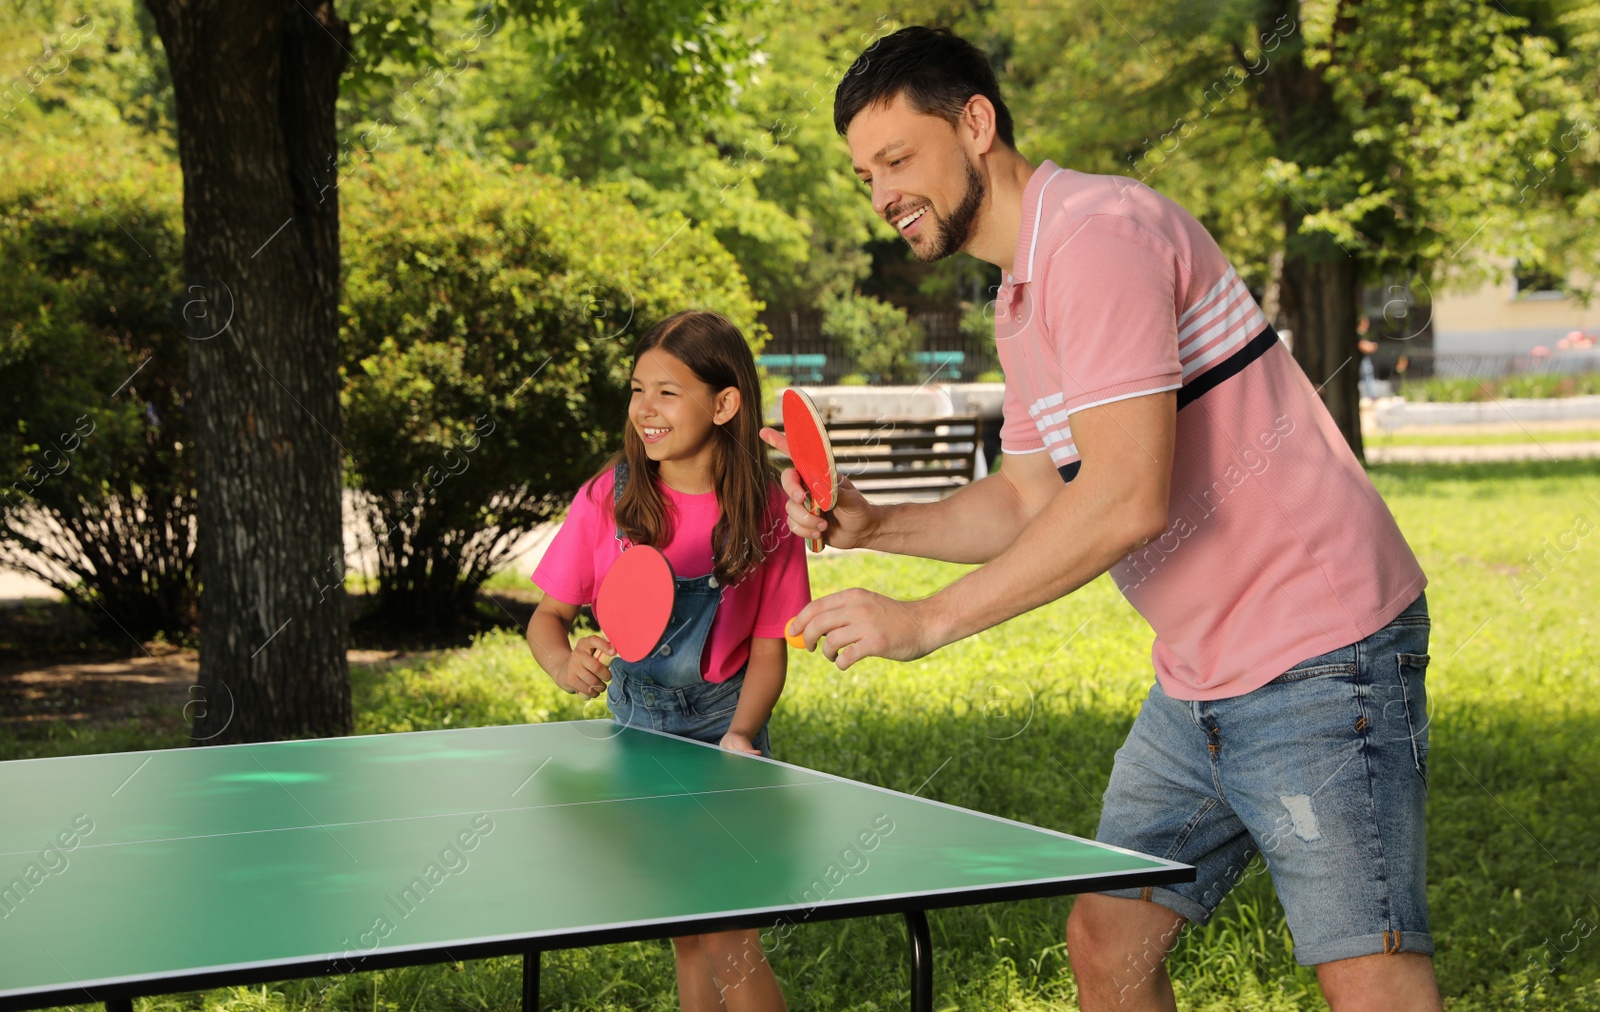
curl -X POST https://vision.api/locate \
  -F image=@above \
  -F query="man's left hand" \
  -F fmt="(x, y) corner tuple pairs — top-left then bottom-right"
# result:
(789, 588), (941, 670)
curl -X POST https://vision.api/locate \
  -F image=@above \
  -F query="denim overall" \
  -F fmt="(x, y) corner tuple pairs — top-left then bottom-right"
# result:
(604, 462), (771, 756)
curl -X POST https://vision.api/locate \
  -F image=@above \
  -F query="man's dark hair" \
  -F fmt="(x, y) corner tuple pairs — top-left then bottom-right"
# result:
(833, 26), (1014, 148)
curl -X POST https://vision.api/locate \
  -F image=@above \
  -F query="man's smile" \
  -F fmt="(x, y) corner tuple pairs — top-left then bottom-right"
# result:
(894, 206), (929, 233)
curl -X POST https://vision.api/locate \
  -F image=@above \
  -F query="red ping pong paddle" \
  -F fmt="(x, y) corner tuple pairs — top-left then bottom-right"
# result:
(781, 388), (837, 554)
(594, 545), (676, 663)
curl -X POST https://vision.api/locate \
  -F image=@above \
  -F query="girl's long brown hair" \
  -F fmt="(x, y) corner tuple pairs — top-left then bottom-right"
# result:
(589, 310), (778, 587)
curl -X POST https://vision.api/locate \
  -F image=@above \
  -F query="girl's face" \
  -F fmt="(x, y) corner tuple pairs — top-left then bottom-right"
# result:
(629, 349), (740, 467)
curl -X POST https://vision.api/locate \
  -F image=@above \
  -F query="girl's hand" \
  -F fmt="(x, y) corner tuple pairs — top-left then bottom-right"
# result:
(558, 635), (614, 698)
(719, 731), (761, 756)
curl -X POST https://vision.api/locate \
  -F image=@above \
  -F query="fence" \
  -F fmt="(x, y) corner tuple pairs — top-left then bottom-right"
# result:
(1399, 348), (1600, 380)
(757, 308), (1000, 386)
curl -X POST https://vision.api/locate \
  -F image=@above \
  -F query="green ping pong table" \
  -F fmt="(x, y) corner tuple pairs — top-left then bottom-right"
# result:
(0, 720), (1191, 1011)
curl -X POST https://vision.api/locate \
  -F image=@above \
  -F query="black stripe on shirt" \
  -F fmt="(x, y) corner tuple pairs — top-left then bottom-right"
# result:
(1054, 324), (1277, 483)
(1177, 324), (1280, 410)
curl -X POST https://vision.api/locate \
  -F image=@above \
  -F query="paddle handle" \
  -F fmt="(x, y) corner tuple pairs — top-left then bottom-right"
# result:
(806, 499), (824, 553)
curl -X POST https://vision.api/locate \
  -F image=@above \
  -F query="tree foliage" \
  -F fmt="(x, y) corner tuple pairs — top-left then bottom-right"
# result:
(341, 0), (893, 315)
(995, 0), (1600, 455)
(0, 0), (174, 149)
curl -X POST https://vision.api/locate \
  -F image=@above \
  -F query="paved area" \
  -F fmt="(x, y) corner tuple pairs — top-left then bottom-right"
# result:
(1366, 441), (1600, 464)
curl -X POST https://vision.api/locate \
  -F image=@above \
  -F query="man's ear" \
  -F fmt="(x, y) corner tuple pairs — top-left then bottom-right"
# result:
(714, 387), (742, 425)
(963, 95), (1000, 156)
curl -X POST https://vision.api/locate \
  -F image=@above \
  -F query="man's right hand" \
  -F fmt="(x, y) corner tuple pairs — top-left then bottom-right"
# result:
(760, 426), (879, 551)
(557, 634), (613, 698)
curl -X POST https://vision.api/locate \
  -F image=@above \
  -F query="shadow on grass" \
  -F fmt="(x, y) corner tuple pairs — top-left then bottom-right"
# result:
(347, 588), (538, 652)
(1367, 457), (1600, 486)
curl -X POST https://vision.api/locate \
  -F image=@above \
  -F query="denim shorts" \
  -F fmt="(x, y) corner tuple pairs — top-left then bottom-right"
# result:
(607, 667), (772, 758)
(1096, 593), (1432, 966)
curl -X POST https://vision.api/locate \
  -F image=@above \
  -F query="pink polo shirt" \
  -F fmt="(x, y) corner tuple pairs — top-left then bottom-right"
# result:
(994, 161), (1426, 700)
(531, 468), (811, 683)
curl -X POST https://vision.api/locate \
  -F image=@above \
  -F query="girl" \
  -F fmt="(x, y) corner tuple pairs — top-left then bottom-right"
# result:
(527, 310), (806, 1012)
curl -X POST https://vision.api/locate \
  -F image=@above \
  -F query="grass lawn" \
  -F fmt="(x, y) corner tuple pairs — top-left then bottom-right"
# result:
(9, 459), (1599, 1010)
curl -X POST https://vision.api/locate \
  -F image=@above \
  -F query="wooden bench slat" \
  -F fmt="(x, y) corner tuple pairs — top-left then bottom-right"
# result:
(838, 473), (972, 483)
(773, 448), (978, 461)
(767, 414), (985, 494)
(838, 453), (976, 468)
(826, 437), (978, 450)
(851, 478), (976, 493)
(770, 416), (982, 432)
(840, 461), (976, 474)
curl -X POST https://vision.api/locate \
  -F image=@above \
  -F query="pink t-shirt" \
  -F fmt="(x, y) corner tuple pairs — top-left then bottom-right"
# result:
(995, 161), (1427, 701)
(531, 468), (811, 683)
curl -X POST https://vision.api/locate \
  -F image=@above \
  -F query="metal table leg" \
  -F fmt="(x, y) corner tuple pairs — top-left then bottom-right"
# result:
(103, 1000), (133, 1012)
(522, 947), (541, 1010)
(905, 909), (932, 1012)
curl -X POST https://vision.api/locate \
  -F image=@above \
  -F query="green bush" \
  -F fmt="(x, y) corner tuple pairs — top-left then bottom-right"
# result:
(339, 148), (764, 630)
(1404, 371), (1600, 401)
(960, 299), (994, 344)
(818, 289), (923, 384)
(0, 141), (197, 640)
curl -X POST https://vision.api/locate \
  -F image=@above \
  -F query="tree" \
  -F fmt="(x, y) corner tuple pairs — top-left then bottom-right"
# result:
(139, 1), (353, 743)
(137, 0), (760, 743)
(1253, 0), (1594, 456)
(1000, 0), (1598, 458)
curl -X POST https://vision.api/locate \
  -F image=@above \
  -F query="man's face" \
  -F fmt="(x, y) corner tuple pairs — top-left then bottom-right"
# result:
(847, 92), (986, 263)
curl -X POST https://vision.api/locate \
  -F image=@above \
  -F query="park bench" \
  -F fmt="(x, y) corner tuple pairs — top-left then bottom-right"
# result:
(757, 353), (828, 385)
(769, 413), (986, 496)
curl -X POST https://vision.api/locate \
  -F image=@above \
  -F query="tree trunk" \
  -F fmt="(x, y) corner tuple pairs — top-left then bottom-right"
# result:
(145, 0), (352, 742)
(1253, 0), (1366, 461)
(1280, 250), (1364, 460)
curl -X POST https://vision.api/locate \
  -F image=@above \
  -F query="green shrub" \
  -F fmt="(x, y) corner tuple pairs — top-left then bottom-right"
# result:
(0, 141), (197, 640)
(818, 289), (923, 383)
(339, 148), (764, 630)
(960, 299), (994, 344)
(1405, 371), (1600, 401)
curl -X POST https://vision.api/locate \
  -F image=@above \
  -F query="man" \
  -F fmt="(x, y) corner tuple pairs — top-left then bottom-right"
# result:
(1358, 316), (1380, 400)
(766, 26), (1438, 1012)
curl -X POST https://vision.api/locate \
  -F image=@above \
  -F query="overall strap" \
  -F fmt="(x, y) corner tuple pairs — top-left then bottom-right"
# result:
(611, 458), (728, 577)
(612, 460), (630, 546)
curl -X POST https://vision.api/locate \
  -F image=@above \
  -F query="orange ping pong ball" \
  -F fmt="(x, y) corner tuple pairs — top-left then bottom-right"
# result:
(785, 618), (806, 649)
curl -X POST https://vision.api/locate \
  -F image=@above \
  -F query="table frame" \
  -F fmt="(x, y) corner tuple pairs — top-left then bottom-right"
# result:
(2, 724), (1192, 1012)
(10, 859), (1190, 1012)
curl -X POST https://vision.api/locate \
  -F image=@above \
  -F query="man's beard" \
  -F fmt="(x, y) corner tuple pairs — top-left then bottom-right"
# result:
(909, 155), (986, 263)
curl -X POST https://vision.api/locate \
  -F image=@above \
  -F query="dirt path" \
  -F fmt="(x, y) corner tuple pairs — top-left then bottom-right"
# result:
(0, 647), (412, 735)
(0, 647), (197, 729)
